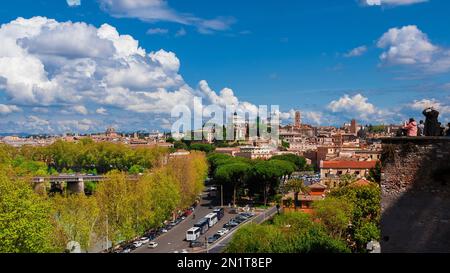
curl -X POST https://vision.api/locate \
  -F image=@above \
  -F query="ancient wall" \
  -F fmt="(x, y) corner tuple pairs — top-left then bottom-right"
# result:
(380, 137), (450, 253)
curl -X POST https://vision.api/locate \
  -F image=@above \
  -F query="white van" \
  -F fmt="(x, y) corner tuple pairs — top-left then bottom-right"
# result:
(186, 227), (201, 242)
(205, 213), (218, 227)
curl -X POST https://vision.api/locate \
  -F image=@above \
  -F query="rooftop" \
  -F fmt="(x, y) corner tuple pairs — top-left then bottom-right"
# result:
(321, 160), (378, 169)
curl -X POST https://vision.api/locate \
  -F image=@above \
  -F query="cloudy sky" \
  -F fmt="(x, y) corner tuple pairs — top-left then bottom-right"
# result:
(0, 0), (449, 134)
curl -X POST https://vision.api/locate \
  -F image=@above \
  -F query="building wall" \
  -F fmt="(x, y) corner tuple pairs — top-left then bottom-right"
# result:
(320, 168), (370, 179)
(380, 137), (450, 253)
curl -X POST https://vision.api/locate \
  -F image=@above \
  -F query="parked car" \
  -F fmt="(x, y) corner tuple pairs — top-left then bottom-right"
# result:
(148, 242), (158, 249)
(224, 220), (239, 229)
(181, 249), (188, 253)
(139, 237), (150, 244)
(189, 241), (204, 248)
(133, 241), (143, 248)
(207, 234), (221, 244)
(121, 248), (131, 253)
(160, 228), (168, 233)
(217, 228), (229, 236)
(240, 212), (254, 218)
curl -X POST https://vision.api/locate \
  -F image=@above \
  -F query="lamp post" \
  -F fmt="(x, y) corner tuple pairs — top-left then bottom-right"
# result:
(105, 215), (109, 252)
(221, 185), (224, 208)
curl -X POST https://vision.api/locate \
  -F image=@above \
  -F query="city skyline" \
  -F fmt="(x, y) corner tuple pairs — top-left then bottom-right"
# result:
(1, 0), (450, 134)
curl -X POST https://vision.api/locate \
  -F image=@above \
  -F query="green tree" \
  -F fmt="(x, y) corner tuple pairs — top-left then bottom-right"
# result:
(0, 172), (54, 253)
(250, 160), (295, 205)
(173, 141), (188, 150)
(94, 171), (136, 248)
(189, 143), (215, 153)
(270, 154), (307, 171)
(51, 193), (100, 251)
(339, 174), (358, 188)
(129, 165), (144, 175)
(207, 153), (232, 176)
(226, 224), (287, 253)
(227, 212), (351, 253)
(354, 221), (380, 252)
(368, 161), (382, 184)
(283, 179), (310, 209)
(215, 161), (251, 206)
(312, 197), (354, 239)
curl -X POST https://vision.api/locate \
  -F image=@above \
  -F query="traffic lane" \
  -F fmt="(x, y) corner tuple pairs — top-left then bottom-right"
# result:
(133, 193), (213, 253)
(136, 210), (235, 253)
(208, 207), (278, 253)
(133, 209), (235, 253)
(195, 211), (236, 247)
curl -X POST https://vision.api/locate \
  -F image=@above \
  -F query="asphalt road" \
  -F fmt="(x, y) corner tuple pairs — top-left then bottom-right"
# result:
(205, 206), (279, 253)
(133, 192), (235, 253)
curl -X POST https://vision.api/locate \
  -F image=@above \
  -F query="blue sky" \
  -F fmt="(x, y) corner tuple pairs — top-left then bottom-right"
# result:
(0, 0), (449, 134)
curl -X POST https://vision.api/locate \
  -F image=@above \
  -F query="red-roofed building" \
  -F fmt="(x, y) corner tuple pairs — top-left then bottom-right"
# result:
(282, 182), (328, 214)
(319, 160), (378, 184)
(349, 178), (374, 188)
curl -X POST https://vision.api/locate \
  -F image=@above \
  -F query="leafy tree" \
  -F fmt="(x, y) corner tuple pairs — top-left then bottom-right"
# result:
(207, 153), (232, 176)
(129, 169), (180, 234)
(329, 184), (381, 227)
(189, 143), (215, 153)
(353, 221), (380, 252)
(368, 161), (382, 184)
(281, 140), (291, 149)
(339, 174), (358, 188)
(270, 154), (307, 171)
(51, 193), (99, 251)
(0, 172), (54, 253)
(250, 160), (295, 205)
(94, 171), (136, 247)
(215, 161), (251, 206)
(173, 141), (188, 150)
(84, 181), (98, 195)
(283, 179), (310, 209)
(226, 224), (287, 253)
(168, 152), (207, 209)
(329, 182), (381, 251)
(129, 165), (144, 175)
(312, 197), (354, 239)
(226, 212), (350, 253)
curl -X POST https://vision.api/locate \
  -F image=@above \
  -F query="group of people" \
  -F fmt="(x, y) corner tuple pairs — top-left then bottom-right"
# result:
(402, 107), (450, 137)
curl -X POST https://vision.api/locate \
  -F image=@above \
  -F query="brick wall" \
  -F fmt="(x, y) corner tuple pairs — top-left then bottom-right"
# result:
(380, 137), (450, 253)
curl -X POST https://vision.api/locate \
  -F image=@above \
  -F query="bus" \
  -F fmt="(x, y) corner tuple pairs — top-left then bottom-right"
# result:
(213, 208), (225, 220)
(205, 213), (218, 227)
(186, 227), (201, 242)
(194, 219), (209, 235)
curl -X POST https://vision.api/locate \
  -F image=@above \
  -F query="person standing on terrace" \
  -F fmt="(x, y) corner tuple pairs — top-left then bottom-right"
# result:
(403, 118), (418, 137)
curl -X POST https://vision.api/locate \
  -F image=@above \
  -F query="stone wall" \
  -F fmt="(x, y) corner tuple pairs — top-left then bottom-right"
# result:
(380, 137), (450, 253)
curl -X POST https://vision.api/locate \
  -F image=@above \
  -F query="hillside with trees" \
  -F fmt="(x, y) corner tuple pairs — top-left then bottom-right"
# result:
(0, 142), (208, 253)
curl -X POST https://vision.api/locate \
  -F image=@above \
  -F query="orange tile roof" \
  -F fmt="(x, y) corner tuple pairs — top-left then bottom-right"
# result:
(308, 183), (327, 190)
(321, 161), (378, 169)
(349, 178), (374, 188)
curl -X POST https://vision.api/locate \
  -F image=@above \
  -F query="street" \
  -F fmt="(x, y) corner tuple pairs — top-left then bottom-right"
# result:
(133, 191), (235, 253)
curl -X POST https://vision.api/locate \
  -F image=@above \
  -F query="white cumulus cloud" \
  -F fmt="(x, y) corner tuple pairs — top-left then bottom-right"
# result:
(409, 99), (450, 114)
(377, 25), (450, 73)
(98, 0), (234, 33)
(67, 0), (81, 7)
(344, 46), (368, 58)
(0, 104), (21, 115)
(328, 94), (377, 120)
(363, 0), (428, 6)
